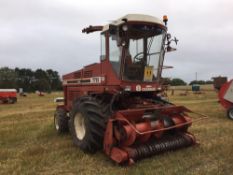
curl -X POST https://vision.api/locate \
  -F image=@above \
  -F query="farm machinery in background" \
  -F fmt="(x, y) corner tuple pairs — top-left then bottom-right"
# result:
(54, 14), (206, 165)
(0, 89), (17, 104)
(213, 77), (233, 120)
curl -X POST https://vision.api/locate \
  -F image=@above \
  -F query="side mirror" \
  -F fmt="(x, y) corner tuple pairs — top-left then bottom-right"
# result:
(173, 37), (178, 45)
(167, 46), (177, 52)
(166, 33), (178, 52)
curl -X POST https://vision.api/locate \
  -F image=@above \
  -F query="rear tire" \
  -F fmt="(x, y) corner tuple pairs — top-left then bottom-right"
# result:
(2, 99), (8, 104)
(69, 96), (109, 153)
(9, 97), (17, 104)
(54, 108), (69, 133)
(227, 108), (233, 120)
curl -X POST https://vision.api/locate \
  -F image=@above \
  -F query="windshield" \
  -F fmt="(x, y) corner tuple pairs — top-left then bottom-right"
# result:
(108, 24), (166, 82)
(123, 25), (165, 82)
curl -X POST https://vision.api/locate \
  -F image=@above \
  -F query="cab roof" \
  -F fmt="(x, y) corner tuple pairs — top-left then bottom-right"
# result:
(102, 14), (165, 32)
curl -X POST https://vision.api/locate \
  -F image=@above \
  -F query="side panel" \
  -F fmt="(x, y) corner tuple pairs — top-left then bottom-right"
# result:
(224, 80), (233, 103)
(66, 86), (83, 109)
(219, 80), (233, 109)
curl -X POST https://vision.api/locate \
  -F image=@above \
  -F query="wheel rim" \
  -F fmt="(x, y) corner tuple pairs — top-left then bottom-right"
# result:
(54, 115), (59, 130)
(229, 109), (233, 119)
(74, 113), (86, 140)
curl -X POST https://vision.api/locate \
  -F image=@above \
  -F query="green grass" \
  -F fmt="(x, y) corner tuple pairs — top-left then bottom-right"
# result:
(0, 91), (233, 175)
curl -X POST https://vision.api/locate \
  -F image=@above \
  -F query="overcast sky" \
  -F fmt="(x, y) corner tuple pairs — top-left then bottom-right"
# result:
(0, 0), (232, 82)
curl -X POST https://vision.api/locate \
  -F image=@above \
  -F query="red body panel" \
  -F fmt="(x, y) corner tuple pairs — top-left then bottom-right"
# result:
(62, 58), (161, 111)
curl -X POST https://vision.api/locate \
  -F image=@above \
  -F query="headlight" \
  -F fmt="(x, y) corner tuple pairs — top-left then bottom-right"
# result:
(124, 86), (131, 91)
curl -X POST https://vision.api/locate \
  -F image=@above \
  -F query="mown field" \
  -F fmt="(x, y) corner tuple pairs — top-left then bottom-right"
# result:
(0, 89), (233, 175)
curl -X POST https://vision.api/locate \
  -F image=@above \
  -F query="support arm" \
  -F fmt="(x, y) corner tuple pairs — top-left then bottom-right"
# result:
(82, 25), (103, 34)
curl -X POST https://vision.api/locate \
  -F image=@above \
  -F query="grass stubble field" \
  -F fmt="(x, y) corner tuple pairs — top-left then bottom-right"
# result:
(0, 88), (233, 175)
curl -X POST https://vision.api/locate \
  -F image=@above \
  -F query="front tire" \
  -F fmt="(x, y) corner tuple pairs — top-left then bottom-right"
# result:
(227, 108), (233, 120)
(69, 97), (108, 153)
(54, 108), (69, 133)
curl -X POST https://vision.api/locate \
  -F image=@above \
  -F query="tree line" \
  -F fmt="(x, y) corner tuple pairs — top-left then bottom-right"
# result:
(0, 67), (214, 91)
(162, 78), (213, 86)
(0, 67), (62, 92)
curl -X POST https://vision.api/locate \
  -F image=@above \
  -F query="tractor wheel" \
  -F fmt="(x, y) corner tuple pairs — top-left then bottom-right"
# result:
(2, 99), (8, 104)
(227, 108), (233, 120)
(54, 108), (69, 133)
(9, 97), (17, 104)
(69, 97), (109, 153)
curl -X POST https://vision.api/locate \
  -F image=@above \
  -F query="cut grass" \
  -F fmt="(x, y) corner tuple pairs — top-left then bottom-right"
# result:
(0, 91), (232, 175)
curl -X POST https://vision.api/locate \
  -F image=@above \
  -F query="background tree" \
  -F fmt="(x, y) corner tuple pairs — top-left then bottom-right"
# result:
(46, 69), (62, 91)
(205, 80), (213, 84)
(161, 77), (172, 85)
(0, 67), (62, 92)
(15, 68), (34, 92)
(34, 69), (51, 92)
(189, 80), (205, 85)
(170, 78), (187, 86)
(0, 67), (17, 88)
(189, 80), (213, 85)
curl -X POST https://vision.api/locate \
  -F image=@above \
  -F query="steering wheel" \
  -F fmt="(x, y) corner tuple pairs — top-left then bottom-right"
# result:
(133, 52), (144, 62)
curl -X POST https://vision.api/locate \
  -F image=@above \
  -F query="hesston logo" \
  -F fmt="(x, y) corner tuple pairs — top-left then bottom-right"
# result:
(136, 85), (156, 92)
(63, 77), (105, 85)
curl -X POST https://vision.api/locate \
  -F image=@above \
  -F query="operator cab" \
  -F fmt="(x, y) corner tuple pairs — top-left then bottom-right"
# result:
(82, 14), (176, 85)
(102, 14), (167, 83)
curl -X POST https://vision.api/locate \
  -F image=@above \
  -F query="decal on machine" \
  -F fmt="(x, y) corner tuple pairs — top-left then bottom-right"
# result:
(142, 87), (156, 91)
(136, 85), (156, 92)
(136, 85), (142, 91)
(63, 77), (105, 85)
